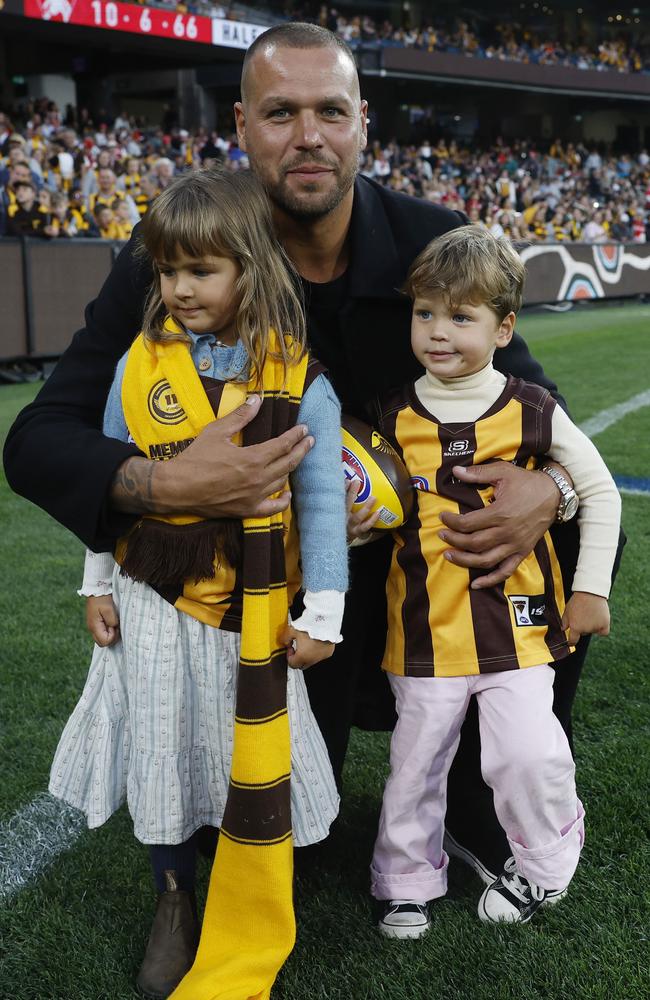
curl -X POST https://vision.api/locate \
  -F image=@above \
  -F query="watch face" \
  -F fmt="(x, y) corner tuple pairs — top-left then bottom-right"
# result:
(562, 495), (579, 521)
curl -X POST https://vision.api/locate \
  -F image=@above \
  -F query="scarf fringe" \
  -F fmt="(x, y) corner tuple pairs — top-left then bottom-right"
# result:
(120, 518), (242, 587)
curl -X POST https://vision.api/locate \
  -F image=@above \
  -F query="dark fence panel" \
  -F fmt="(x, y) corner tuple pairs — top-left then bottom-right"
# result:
(0, 238), (125, 362)
(28, 240), (118, 356)
(0, 240), (28, 359)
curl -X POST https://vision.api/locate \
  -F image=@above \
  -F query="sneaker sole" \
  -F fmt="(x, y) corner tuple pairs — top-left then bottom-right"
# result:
(443, 829), (497, 886)
(378, 920), (431, 940)
(477, 886), (568, 924)
(541, 887), (568, 906)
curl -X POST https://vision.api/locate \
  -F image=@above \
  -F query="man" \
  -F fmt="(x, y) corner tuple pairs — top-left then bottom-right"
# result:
(1, 158), (42, 203)
(0, 138), (43, 188)
(152, 156), (175, 190)
(87, 167), (139, 225)
(231, 25), (588, 842)
(4, 23), (597, 995)
(133, 172), (160, 217)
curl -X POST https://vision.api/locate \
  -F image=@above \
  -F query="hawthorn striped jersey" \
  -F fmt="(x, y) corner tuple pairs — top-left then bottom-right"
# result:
(376, 376), (571, 677)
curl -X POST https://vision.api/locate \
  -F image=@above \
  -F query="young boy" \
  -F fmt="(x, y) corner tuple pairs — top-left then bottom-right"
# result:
(366, 225), (621, 935)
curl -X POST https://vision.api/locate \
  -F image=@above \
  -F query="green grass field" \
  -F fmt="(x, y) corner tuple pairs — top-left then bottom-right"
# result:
(1, 301), (649, 1000)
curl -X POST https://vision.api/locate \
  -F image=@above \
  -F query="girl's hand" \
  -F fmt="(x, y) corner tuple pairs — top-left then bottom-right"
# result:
(561, 592), (610, 646)
(345, 478), (381, 543)
(280, 626), (335, 670)
(86, 595), (121, 647)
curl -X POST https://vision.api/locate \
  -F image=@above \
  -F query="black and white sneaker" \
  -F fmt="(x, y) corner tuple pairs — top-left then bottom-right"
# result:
(478, 857), (568, 924)
(378, 899), (431, 939)
(443, 828), (498, 886)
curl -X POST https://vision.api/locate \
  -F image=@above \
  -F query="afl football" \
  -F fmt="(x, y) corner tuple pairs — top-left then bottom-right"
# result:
(341, 414), (414, 530)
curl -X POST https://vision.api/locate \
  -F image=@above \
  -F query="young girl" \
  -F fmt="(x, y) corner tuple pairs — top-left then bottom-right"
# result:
(49, 169), (348, 999)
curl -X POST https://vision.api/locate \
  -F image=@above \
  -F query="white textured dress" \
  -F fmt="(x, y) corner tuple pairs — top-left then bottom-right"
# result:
(49, 336), (348, 847)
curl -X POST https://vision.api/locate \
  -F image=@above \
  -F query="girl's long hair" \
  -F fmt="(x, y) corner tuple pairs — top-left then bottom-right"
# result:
(138, 168), (306, 384)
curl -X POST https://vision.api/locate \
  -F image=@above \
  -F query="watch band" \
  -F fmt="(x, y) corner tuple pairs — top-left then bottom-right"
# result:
(539, 466), (579, 523)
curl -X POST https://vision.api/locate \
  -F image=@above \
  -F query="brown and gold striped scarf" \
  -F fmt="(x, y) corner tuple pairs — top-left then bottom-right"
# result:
(119, 322), (314, 999)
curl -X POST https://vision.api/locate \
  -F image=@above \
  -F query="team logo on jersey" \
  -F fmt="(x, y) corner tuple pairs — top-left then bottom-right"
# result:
(342, 447), (371, 502)
(508, 595), (548, 627)
(148, 380), (187, 425)
(411, 475), (430, 492)
(444, 439), (473, 458)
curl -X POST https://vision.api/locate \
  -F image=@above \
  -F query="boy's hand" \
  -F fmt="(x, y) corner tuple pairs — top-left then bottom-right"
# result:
(561, 592), (610, 646)
(86, 595), (121, 647)
(279, 626), (335, 670)
(346, 478), (381, 543)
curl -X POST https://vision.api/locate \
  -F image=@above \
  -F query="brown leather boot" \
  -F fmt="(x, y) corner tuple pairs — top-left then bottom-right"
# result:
(136, 870), (200, 999)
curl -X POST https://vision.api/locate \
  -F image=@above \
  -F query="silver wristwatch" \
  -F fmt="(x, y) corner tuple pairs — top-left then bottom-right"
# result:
(540, 466), (579, 523)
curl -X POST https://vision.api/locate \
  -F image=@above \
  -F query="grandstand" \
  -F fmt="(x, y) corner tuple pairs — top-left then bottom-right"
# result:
(1, 0), (650, 139)
(1, 1), (649, 367)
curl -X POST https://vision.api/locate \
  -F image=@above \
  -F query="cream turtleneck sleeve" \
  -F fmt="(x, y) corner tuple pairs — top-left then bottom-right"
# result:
(413, 362), (621, 598)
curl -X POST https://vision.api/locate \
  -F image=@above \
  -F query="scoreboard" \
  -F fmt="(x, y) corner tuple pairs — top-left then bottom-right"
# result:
(21, 0), (267, 49)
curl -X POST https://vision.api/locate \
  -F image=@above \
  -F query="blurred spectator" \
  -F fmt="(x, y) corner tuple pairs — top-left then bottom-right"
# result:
(118, 157), (143, 196)
(1, 160), (41, 235)
(92, 203), (121, 239)
(0, 141), (43, 190)
(114, 199), (135, 239)
(87, 167), (139, 224)
(134, 173), (160, 217)
(0, 112), (11, 149)
(5, 179), (49, 237)
(153, 157), (176, 190)
(198, 132), (227, 164)
(48, 192), (85, 237)
(582, 210), (608, 242)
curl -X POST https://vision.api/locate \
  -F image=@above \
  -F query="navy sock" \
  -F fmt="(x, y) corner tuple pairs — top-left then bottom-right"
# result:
(149, 834), (197, 893)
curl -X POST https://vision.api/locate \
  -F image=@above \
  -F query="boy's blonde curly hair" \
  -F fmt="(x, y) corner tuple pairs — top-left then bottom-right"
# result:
(405, 224), (526, 320)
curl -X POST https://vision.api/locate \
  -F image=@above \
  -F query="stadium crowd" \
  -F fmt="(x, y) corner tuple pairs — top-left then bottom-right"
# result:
(314, 9), (650, 74)
(1, 99), (649, 243)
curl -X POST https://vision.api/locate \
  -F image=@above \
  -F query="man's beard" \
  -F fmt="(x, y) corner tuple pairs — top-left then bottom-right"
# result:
(249, 153), (358, 221)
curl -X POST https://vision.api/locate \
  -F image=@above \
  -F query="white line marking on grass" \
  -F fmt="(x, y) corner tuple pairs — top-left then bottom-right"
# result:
(580, 389), (650, 438)
(0, 793), (85, 902)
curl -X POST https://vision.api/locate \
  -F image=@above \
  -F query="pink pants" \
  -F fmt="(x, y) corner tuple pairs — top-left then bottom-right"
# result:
(371, 665), (584, 901)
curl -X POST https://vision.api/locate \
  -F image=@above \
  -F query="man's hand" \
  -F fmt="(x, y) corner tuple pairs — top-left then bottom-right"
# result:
(279, 625), (335, 670)
(561, 592), (610, 646)
(110, 394), (314, 520)
(86, 595), (121, 647)
(438, 462), (564, 590)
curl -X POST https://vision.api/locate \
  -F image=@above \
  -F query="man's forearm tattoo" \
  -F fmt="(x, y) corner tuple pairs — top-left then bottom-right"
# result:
(110, 457), (159, 513)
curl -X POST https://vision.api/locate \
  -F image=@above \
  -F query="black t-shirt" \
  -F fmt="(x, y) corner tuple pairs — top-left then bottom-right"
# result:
(301, 270), (351, 404)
